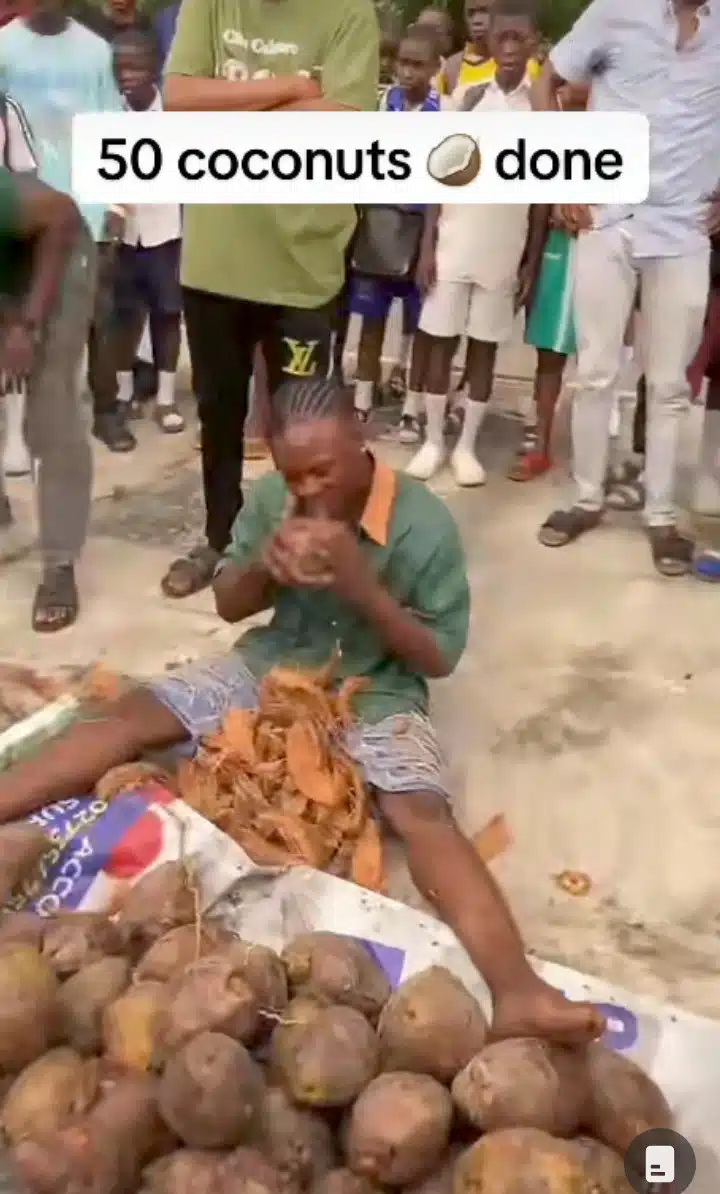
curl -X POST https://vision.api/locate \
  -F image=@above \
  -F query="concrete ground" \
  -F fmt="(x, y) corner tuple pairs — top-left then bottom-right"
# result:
(1, 344), (719, 1021)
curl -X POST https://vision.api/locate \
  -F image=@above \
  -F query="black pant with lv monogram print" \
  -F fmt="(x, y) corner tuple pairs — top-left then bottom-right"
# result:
(182, 287), (338, 554)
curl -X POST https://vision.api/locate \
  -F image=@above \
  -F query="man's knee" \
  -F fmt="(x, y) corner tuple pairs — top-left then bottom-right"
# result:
(376, 787), (454, 841)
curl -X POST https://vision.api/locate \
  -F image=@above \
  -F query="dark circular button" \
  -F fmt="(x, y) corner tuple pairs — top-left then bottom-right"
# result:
(624, 1128), (696, 1193)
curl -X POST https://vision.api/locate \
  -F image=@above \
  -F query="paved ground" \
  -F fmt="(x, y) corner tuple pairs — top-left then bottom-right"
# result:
(1, 357), (719, 1020)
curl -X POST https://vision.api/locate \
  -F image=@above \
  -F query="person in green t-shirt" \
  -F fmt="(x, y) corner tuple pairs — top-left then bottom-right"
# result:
(0, 167), (95, 632)
(160, 0), (379, 601)
(0, 376), (605, 1051)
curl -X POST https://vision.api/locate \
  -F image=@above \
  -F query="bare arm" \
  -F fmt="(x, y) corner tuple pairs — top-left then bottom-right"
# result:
(163, 73), (318, 112)
(15, 176), (80, 329)
(530, 59), (565, 112)
(438, 50), (462, 98)
(422, 204), (440, 246)
(274, 99), (358, 112)
(213, 560), (273, 624)
(532, 0), (611, 111)
(524, 203), (551, 267)
(352, 578), (452, 678)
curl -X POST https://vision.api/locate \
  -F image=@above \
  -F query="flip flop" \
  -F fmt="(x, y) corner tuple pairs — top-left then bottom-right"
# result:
(32, 564), (79, 633)
(508, 450), (551, 482)
(606, 460), (645, 511)
(154, 404), (185, 434)
(538, 507), (603, 548)
(387, 366), (407, 399)
(161, 545), (220, 598)
(647, 527), (694, 578)
(694, 548), (720, 582)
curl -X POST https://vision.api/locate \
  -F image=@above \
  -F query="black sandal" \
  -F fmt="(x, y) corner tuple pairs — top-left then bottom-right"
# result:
(647, 527), (694, 578)
(605, 460), (645, 512)
(32, 564), (79, 633)
(538, 507), (603, 548)
(160, 545), (220, 598)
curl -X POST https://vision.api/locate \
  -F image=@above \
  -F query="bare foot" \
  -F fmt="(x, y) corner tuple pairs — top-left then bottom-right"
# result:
(490, 977), (606, 1047)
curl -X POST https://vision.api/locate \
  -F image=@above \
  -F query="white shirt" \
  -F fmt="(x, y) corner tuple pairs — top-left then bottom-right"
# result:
(122, 89), (181, 247)
(0, 94), (38, 173)
(436, 76), (532, 289)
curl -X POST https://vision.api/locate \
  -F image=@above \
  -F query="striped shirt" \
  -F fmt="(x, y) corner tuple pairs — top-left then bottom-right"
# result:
(551, 0), (720, 258)
(0, 92), (36, 172)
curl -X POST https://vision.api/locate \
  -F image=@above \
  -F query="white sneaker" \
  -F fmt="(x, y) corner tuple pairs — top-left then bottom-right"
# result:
(406, 441), (445, 481)
(451, 446), (486, 486)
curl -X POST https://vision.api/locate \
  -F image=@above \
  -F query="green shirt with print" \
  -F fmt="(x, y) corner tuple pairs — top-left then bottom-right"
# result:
(0, 168), (30, 300)
(220, 469), (470, 724)
(165, 0), (379, 309)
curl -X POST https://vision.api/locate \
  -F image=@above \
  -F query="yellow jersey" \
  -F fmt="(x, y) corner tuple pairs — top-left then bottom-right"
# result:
(438, 52), (540, 96)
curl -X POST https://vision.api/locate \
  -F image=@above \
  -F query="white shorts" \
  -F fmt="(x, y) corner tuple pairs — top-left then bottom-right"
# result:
(418, 280), (516, 344)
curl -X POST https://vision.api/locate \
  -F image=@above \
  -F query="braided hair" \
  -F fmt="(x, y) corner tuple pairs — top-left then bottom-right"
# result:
(270, 377), (355, 438)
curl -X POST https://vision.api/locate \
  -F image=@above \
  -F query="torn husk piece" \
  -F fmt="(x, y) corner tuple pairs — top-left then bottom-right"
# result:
(472, 814), (513, 864)
(91, 664), (385, 893)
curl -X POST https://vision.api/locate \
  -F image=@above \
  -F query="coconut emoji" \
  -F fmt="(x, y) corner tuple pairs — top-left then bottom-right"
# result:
(427, 134), (481, 187)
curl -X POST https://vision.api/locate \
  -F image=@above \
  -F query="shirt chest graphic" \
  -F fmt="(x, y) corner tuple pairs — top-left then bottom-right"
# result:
(219, 26), (316, 80)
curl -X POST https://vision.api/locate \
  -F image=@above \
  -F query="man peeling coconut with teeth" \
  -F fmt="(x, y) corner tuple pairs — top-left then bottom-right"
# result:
(0, 375), (604, 1048)
(407, 0), (547, 487)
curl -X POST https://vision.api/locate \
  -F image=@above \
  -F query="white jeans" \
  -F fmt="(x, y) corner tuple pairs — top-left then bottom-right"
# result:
(571, 227), (709, 527)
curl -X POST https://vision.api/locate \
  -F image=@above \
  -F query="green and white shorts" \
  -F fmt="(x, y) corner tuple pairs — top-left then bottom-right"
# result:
(525, 229), (577, 358)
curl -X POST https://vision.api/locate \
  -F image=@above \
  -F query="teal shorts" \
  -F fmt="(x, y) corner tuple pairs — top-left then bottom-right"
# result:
(525, 229), (577, 358)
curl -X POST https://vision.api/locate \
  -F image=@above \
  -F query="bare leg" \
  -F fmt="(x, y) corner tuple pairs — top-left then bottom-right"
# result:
(451, 339), (497, 486)
(115, 310), (145, 415)
(0, 689), (187, 824)
(407, 331), (429, 395)
(151, 313), (184, 432)
(406, 333), (457, 480)
(150, 313), (181, 374)
(388, 331), (430, 444)
(354, 317), (386, 421)
(378, 788), (604, 1046)
(508, 349), (566, 480)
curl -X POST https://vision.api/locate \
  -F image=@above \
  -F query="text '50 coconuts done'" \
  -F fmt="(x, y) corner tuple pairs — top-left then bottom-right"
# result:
(427, 134), (623, 187)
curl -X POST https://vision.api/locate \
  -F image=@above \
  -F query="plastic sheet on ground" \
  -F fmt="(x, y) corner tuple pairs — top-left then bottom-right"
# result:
(1, 702), (719, 1191)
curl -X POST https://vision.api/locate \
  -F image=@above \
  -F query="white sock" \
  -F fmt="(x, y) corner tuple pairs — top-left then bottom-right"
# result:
(156, 371), (176, 407)
(354, 379), (373, 413)
(423, 393), (447, 447)
(457, 399), (487, 453)
(117, 371), (134, 404)
(402, 390), (422, 419)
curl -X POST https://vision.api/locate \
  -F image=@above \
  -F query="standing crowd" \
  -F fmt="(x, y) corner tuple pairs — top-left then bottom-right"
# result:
(0, 0), (719, 632)
(0, 0), (717, 1046)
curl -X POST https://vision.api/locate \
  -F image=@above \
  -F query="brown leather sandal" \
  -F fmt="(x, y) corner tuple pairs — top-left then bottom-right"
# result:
(160, 545), (220, 598)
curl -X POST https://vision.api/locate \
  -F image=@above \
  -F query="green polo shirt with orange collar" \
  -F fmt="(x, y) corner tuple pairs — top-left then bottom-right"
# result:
(222, 460), (470, 723)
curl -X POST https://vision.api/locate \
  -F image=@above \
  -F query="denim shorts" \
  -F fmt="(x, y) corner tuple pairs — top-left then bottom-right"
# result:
(148, 652), (449, 798)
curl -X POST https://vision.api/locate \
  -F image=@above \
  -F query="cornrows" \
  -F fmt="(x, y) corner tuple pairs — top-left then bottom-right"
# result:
(270, 377), (354, 437)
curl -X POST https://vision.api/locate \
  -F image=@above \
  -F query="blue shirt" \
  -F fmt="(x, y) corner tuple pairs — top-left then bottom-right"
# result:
(551, 0), (720, 258)
(0, 17), (122, 240)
